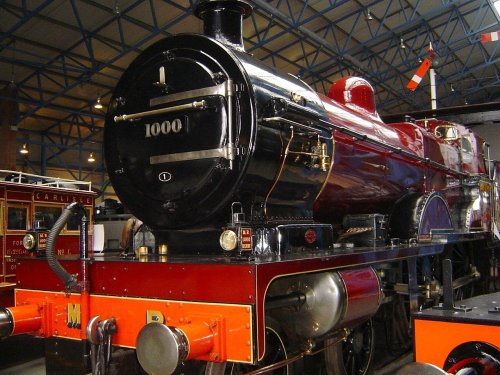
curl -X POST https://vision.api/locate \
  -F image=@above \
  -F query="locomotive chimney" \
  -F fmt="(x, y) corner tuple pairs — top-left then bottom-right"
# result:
(194, 0), (252, 51)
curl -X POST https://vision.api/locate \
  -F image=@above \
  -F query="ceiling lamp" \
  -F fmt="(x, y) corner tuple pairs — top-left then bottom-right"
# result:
(94, 97), (103, 110)
(20, 143), (29, 155)
(88, 152), (96, 163)
(366, 9), (373, 21)
(400, 37), (406, 49)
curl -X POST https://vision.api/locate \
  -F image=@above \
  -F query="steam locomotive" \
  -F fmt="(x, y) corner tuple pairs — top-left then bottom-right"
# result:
(1, 1), (498, 374)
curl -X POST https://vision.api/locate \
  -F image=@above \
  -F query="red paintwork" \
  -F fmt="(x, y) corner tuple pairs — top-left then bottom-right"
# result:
(415, 118), (487, 174)
(16, 258), (256, 304)
(14, 242), (444, 359)
(338, 268), (381, 328)
(328, 77), (377, 115)
(314, 78), (489, 225)
(7, 304), (42, 335)
(315, 90), (454, 221)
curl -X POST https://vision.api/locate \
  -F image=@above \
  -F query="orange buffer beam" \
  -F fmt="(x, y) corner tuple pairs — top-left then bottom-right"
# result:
(15, 289), (253, 364)
(414, 319), (500, 367)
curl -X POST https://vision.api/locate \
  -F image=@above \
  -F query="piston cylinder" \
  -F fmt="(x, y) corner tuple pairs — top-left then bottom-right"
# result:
(266, 267), (381, 338)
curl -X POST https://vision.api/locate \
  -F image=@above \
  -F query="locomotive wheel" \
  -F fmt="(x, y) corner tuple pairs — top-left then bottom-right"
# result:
(205, 322), (290, 375)
(324, 319), (375, 375)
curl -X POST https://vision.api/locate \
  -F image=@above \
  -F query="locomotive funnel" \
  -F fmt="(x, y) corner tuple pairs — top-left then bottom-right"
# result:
(194, 0), (252, 50)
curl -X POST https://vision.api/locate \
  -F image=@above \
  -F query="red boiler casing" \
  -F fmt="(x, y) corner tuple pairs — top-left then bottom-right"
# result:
(314, 76), (463, 222)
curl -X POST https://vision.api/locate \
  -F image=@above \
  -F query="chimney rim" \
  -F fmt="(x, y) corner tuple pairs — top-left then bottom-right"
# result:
(194, 0), (253, 20)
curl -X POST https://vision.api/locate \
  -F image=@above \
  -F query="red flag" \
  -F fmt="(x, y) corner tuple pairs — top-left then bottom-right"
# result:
(407, 59), (432, 91)
(481, 31), (500, 43)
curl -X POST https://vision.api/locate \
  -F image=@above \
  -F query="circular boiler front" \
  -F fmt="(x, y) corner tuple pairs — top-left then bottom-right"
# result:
(104, 34), (254, 230)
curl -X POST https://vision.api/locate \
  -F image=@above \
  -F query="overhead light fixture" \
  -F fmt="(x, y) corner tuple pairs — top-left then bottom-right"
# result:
(464, 99), (468, 105)
(20, 143), (29, 155)
(450, 84), (455, 92)
(400, 37), (406, 49)
(94, 97), (103, 110)
(366, 9), (373, 21)
(88, 152), (96, 163)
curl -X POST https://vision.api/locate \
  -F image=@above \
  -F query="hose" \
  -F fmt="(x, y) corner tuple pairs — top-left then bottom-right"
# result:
(46, 202), (84, 291)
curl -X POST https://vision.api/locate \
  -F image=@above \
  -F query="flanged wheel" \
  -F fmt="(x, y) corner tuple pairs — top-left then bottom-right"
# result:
(324, 319), (375, 375)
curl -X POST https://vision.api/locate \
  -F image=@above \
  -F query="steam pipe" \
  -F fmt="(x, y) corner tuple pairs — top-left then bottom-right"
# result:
(46, 202), (87, 291)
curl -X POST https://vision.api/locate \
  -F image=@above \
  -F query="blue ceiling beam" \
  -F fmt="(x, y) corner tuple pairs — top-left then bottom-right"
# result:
(13, 0), (192, 125)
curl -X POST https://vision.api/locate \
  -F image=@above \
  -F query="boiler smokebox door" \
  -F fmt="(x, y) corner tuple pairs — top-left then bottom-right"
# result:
(106, 42), (244, 228)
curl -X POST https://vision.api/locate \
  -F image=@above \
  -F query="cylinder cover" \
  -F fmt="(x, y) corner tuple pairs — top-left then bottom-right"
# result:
(267, 267), (381, 338)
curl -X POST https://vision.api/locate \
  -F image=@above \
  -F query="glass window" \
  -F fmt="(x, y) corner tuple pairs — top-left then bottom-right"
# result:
(461, 136), (473, 154)
(7, 206), (28, 230)
(461, 136), (473, 164)
(34, 205), (62, 230)
(435, 126), (458, 140)
(66, 208), (91, 232)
